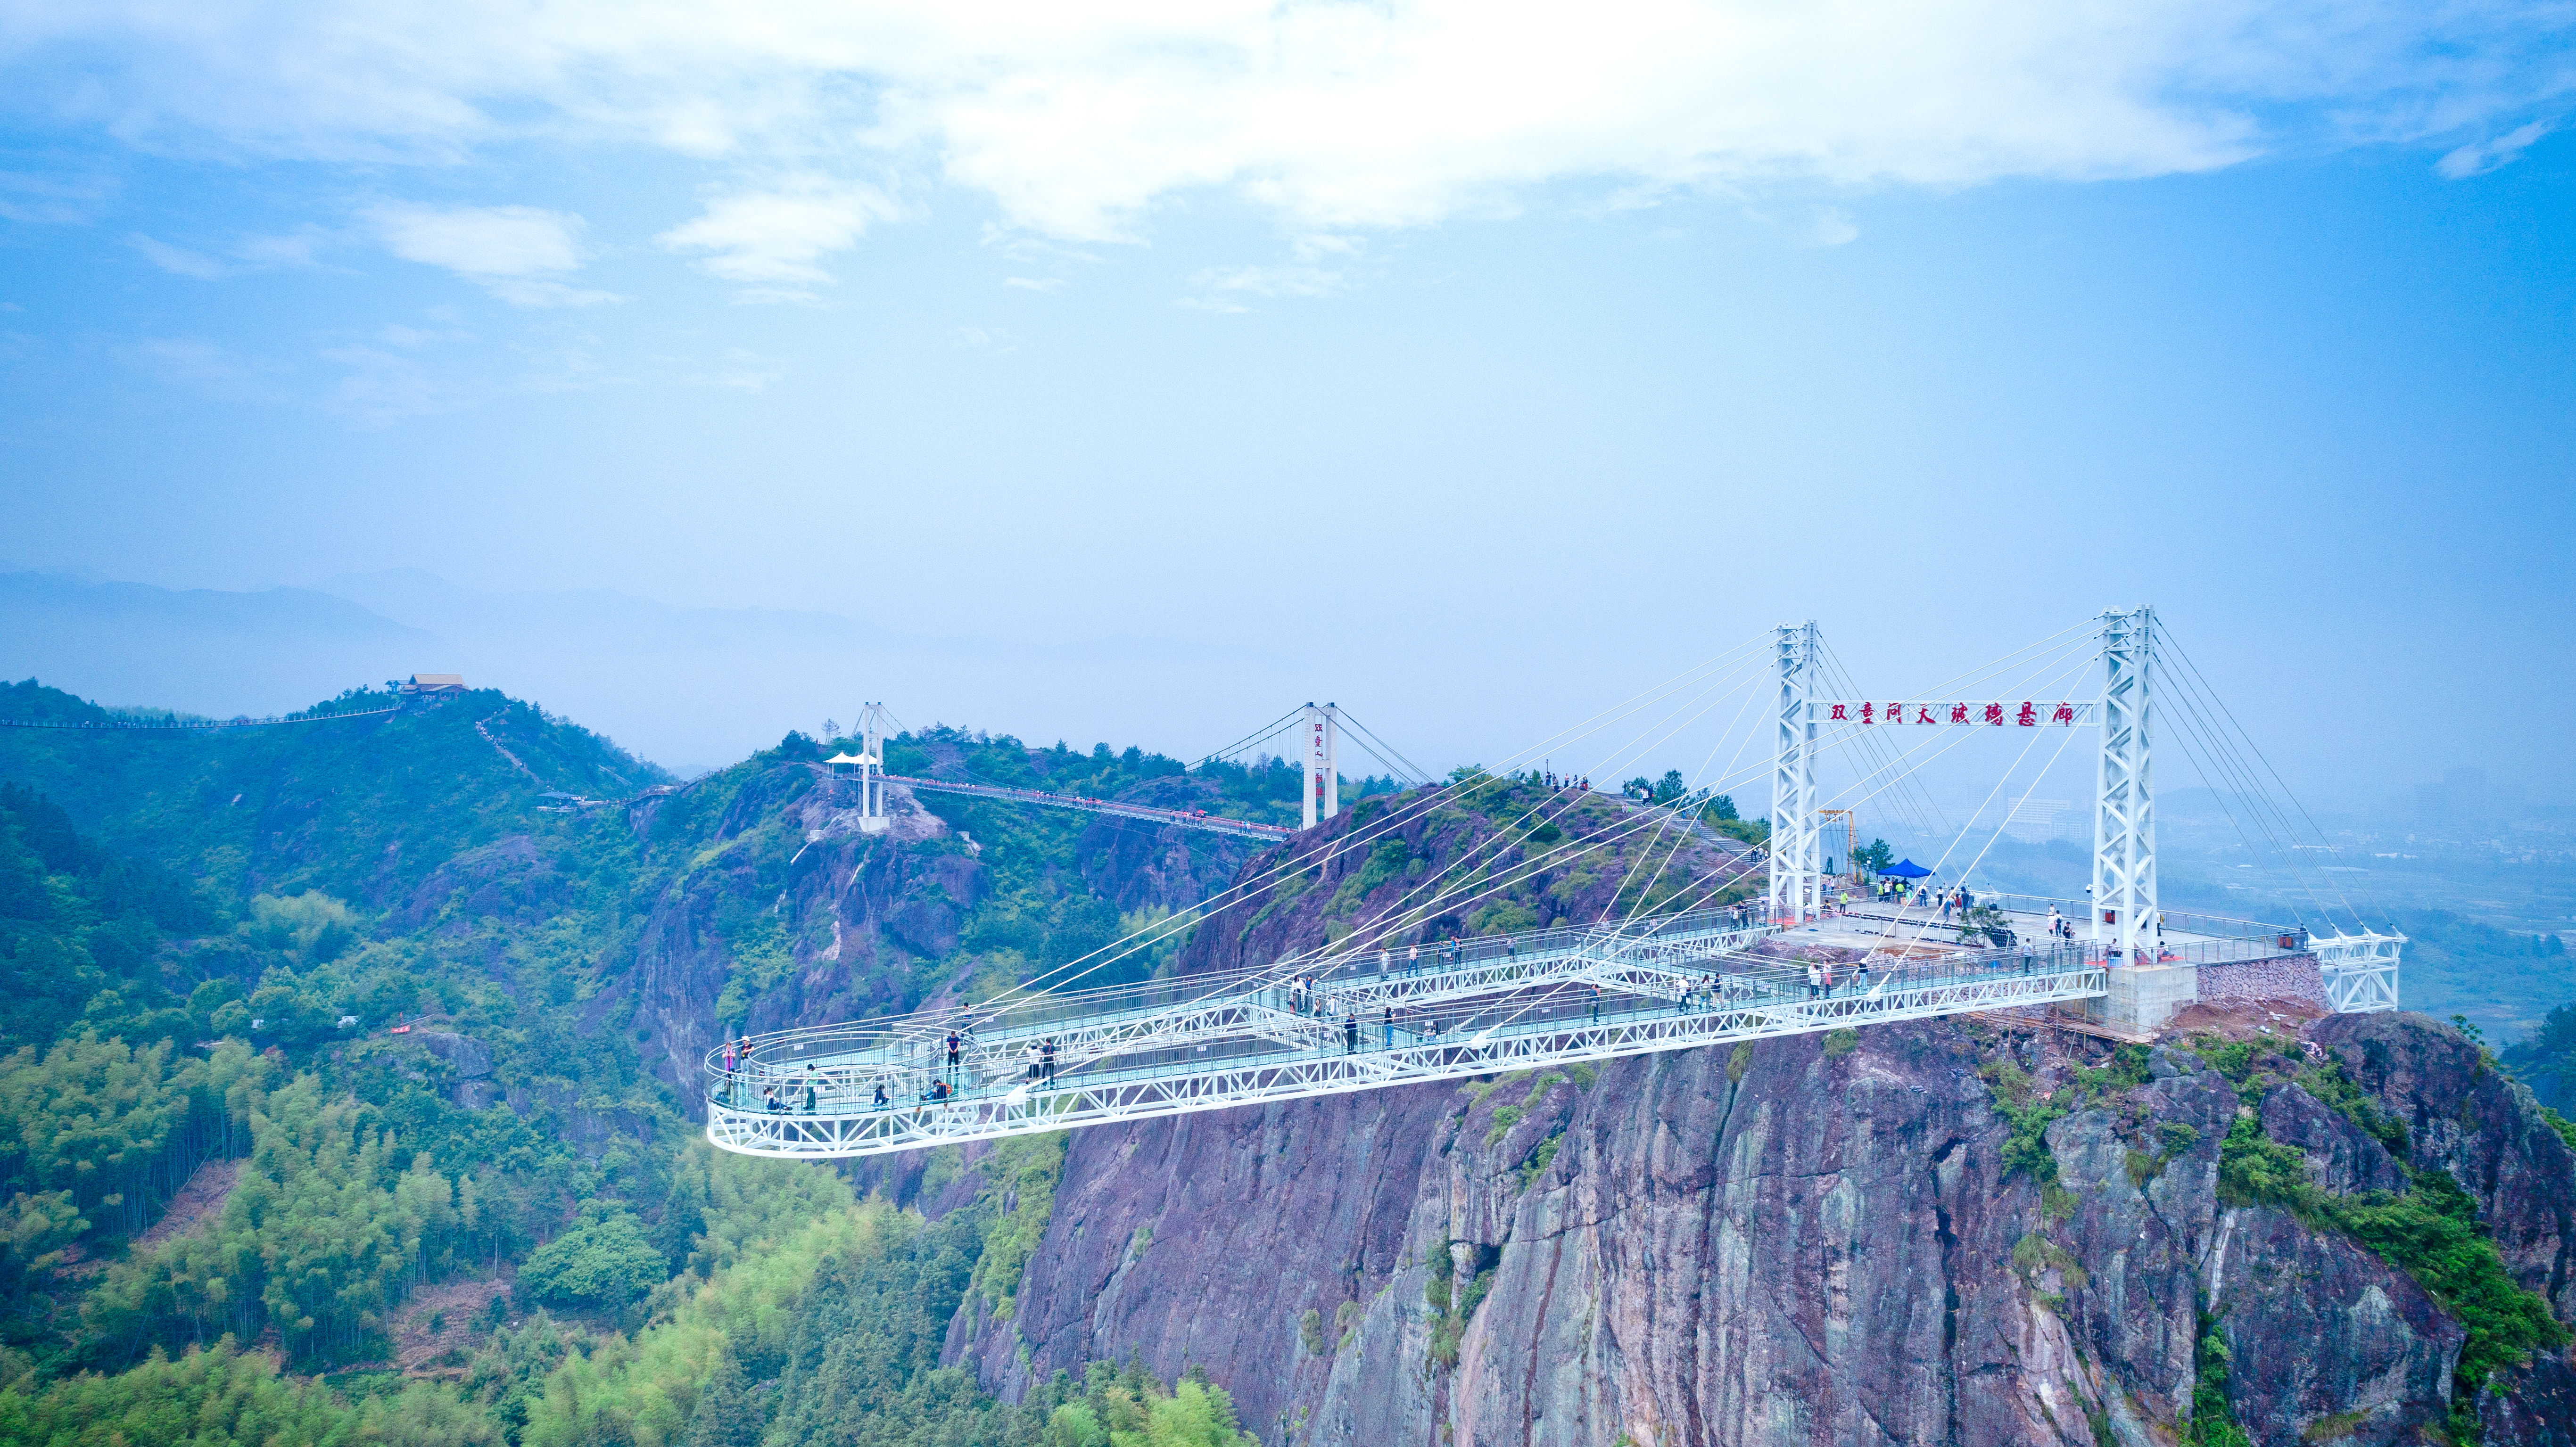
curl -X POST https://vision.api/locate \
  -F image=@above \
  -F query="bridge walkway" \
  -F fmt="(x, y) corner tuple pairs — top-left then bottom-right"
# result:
(887, 773), (1293, 841)
(707, 948), (2110, 1158)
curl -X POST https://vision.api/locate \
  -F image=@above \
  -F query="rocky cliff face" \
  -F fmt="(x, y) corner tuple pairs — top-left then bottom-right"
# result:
(931, 810), (2576, 1447)
(624, 764), (1255, 1104)
(956, 1015), (2575, 1447)
(602, 767), (2576, 1446)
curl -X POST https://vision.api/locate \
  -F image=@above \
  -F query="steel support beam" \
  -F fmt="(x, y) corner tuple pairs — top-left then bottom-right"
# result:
(2314, 930), (2405, 1012)
(1768, 621), (1822, 924)
(2090, 607), (2158, 960)
(709, 964), (2111, 1159)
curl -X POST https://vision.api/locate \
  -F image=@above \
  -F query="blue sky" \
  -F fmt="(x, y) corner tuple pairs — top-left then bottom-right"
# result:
(1, 0), (2571, 799)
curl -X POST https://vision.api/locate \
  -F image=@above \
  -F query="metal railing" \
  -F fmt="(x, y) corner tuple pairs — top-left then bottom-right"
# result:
(887, 773), (1293, 841)
(706, 953), (2111, 1158)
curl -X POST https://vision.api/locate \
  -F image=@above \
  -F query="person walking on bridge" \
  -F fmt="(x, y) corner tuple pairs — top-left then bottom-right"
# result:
(1406, 944), (1420, 977)
(1344, 1013), (1360, 1054)
(1806, 962), (1821, 1000)
(945, 1030), (962, 1081)
(1024, 1041), (1041, 1083)
(1382, 1006), (1395, 1049)
(1041, 1038), (1057, 1087)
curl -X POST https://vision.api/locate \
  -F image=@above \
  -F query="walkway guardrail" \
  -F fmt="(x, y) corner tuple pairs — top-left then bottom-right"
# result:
(888, 774), (1294, 841)
(706, 952), (2111, 1159)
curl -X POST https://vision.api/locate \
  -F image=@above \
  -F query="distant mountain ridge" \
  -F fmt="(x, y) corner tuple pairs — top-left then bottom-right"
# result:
(4, 567), (1296, 777)
(0, 571), (436, 722)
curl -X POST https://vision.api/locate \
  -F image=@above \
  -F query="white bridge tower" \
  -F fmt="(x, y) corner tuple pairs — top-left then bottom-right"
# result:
(853, 701), (892, 833)
(1302, 703), (1341, 830)
(1767, 621), (1823, 924)
(2089, 607), (2158, 960)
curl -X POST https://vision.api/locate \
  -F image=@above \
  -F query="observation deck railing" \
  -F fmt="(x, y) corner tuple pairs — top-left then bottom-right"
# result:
(705, 944), (2108, 1159)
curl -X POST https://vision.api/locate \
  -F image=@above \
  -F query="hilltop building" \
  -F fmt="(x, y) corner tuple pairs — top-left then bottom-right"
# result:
(400, 673), (466, 708)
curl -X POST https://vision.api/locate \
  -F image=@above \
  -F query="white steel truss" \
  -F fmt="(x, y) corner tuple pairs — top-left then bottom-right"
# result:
(709, 606), (2387, 1164)
(857, 702), (890, 832)
(1768, 621), (1823, 924)
(887, 774), (1291, 842)
(823, 703), (895, 833)
(747, 904), (1780, 1096)
(2313, 929), (2404, 1012)
(2090, 607), (2158, 960)
(708, 960), (2111, 1159)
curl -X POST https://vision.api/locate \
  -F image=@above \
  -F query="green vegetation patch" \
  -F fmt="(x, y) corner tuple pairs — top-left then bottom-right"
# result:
(2189, 1309), (2254, 1447)
(1981, 1056), (2074, 1187)
(2216, 1109), (2567, 1434)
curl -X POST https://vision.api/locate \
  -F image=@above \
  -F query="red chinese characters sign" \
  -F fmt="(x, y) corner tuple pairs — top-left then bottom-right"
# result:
(1813, 700), (2093, 726)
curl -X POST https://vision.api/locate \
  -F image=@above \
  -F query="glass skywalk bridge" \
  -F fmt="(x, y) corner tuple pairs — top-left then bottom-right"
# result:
(703, 902), (2109, 1159)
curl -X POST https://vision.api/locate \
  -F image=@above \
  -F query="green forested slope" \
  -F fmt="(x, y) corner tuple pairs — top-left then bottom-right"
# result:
(0, 682), (1265, 1445)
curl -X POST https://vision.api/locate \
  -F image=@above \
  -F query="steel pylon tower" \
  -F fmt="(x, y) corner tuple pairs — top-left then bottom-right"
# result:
(2089, 608), (2157, 958)
(1767, 622), (1822, 923)
(856, 701), (893, 834)
(1302, 703), (1340, 830)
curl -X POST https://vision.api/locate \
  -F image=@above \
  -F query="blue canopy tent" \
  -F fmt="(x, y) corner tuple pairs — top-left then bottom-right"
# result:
(1877, 859), (1933, 879)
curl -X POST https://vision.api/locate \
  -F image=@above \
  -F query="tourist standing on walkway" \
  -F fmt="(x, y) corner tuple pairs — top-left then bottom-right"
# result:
(1806, 962), (1822, 1000)
(1041, 1039), (1057, 1087)
(1382, 1006), (1395, 1049)
(1344, 1013), (1359, 1054)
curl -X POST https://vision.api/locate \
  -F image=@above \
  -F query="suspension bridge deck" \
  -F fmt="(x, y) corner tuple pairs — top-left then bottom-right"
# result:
(702, 897), (2310, 1159)
(888, 773), (1293, 841)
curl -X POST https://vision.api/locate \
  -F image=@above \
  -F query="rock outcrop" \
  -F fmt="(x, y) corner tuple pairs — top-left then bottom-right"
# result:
(950, 1014), (2576, 1447)
(608, 765), (2576, 1446)
(930, 806), (2576, 1447)
(2312, 1011), (2576, 1324)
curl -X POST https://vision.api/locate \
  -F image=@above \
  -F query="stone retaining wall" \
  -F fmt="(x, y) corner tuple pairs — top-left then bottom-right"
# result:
(2197, 952), (2325, 1007)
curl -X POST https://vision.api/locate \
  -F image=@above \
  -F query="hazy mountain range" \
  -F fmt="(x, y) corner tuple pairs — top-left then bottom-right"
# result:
(0, 567), (1288, 775)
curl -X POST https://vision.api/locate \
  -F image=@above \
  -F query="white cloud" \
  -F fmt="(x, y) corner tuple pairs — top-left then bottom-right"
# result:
(681, 347), (788, 390)
(8, 0), (2568, 247)
(0, 169), (114, 225)
(365, 203), (618, 305)
(233, 226), (331, 267)
(117, 336), (290, 400)
(321, 344), (443, 421)
(1002, 276), (1062, 291)
(1190, 263), (1347, 301)
(1808, 208), (1860, 247)
(130, 234), (227, 277)
(2436, 121), (2551, 178)
(657, 178), (903, 298)
(1187, 233), (1370, 304)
